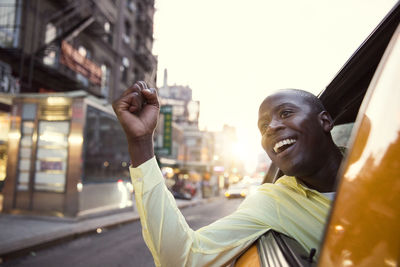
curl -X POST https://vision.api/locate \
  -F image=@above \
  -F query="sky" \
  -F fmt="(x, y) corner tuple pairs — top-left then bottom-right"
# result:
(152, 0), (398, 172)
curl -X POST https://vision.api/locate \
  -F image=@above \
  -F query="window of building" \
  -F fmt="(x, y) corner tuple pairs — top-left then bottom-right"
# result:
(133, 68), (139, 82)
(44, 23), (56, 44)
(104, 21), (110, 33)
(123, 20), (131, 44)
(137, 2), (143, 14)
(78, 45), (88, 58)
(103, 21), (113, 45)
(0, 0), (22, 48)
(0, 61), (19, 93)
(135, 34), (141, 51)
(76, 46), (91, 86)
(120, 57), (129, 83)
(42, 23), (58, 66)
(43, 50), (57, 66)
(101, 64), (110, 98)
(126, 0), (136, 12)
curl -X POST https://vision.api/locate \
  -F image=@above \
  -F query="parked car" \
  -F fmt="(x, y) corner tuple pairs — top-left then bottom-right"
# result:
(233, 2), (400, 266)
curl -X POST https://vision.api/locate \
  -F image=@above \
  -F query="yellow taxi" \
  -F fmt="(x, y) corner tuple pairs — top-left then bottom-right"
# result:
(233, 3), (400, 266)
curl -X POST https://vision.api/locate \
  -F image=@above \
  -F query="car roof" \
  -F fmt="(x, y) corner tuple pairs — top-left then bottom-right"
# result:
(319, 2), (400, 125)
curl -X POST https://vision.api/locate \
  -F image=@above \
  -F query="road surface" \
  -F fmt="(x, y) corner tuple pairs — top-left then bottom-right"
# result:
(5, 198), (243, 267)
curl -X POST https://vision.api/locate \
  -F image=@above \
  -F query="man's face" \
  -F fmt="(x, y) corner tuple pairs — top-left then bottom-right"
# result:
(258, 91), (328, 177)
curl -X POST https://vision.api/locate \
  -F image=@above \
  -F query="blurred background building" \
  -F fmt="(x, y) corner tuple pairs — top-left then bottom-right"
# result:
(0, 0), (157, 98)
(0, 0), (157, 217)
(212, 125), (245, 188)
(155, 69), (214, 198)
(156, 69), (248, 198)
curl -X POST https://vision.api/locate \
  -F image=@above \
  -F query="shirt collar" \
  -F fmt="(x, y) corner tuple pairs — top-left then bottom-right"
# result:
(275, 175), (324, 198)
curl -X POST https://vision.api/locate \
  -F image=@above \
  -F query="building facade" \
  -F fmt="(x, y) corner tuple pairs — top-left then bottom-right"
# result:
(0, 0), (157, 100)
(0, 0), (157, 216)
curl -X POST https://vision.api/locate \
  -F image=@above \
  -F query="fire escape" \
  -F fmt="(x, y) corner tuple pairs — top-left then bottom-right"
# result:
(134, 0), (156, 73)
(1, 0), (109, 95)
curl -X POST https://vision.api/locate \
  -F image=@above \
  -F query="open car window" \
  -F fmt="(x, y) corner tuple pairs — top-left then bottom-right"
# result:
(331, 123), (354, 148)
(257, 231), (316, 267)
(232, 230), (316, 267)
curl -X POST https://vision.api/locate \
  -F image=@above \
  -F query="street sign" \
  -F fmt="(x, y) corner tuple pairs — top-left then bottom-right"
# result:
(160, 105), (172, 155)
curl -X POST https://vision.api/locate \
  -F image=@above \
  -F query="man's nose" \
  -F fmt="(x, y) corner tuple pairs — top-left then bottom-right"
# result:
(266, 118), (285, 136)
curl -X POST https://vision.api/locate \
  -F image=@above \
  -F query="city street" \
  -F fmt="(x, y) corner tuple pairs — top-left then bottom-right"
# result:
(2, 1), (398, 266)
(4, 198), (243, 267)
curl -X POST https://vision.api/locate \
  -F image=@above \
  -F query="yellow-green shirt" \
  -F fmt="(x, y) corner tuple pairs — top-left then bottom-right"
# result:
(130, 157), (331, 267)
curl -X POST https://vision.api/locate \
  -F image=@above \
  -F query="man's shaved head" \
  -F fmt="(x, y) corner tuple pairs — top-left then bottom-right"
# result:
(275, 89), (326, 114)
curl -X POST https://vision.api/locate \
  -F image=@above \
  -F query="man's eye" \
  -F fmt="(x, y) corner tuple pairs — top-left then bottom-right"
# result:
(280, 110), (292, 118)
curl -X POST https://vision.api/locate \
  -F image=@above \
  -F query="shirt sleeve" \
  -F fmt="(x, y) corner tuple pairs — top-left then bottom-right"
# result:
(130, 157), (272, 267)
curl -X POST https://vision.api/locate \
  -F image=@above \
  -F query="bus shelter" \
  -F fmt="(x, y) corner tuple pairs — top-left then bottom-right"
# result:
(2, 91), (133, 218)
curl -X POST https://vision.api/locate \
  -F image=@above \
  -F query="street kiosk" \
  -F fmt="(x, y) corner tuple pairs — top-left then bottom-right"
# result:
(2, 91), (133, 217)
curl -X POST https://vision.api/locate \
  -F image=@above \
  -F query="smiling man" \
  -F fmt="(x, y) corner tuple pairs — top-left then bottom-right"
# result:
(113, 82), (343, 267)
(258, 89), (343, 192)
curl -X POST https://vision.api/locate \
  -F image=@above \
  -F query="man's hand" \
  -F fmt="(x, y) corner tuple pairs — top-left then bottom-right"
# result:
(113, 81), (159, 167)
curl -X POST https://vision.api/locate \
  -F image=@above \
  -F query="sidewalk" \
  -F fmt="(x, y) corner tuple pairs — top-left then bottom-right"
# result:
(0, 196), (218, 259)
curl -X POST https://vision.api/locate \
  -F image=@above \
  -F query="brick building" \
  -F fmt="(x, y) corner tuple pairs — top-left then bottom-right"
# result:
(0, 0), (157, 216)
(0, 0), (157, 100)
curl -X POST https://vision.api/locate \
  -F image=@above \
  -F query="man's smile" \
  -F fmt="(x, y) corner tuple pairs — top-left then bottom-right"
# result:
(273, 138), (297, 154)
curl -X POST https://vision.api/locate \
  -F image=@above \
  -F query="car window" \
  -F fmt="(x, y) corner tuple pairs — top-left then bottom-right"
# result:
(232, 230), (316, 267)
(331, 122), (354, 148)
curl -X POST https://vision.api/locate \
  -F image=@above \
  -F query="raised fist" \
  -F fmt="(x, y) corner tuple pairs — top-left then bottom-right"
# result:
(112, 81), (160, 144)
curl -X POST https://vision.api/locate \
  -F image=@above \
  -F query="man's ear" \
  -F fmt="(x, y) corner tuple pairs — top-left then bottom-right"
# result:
(318, 111), (334, 132)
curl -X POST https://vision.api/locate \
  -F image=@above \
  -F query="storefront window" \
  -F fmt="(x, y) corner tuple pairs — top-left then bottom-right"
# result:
(83, 106), (130, 183)
(15, 103), (37, 191)
(22, 103), (36, 120)
(0, 112), (10, 191)
(34, 121), (69, 192)
(17, 120), (35, 191)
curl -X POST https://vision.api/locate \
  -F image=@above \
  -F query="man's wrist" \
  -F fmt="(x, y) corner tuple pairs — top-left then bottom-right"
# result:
(128, 135), (154, 167)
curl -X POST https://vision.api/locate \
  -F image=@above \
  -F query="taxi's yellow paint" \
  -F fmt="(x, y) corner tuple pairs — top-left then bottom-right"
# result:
(319, 26), (400, 266)
(235, 244), (260, 267)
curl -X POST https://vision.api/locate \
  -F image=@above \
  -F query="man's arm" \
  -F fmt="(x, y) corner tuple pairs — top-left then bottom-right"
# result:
(130, 156), (271, 267)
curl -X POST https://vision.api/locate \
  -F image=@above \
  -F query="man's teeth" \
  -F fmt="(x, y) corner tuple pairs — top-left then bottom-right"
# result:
(273, 139), (296, 153)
